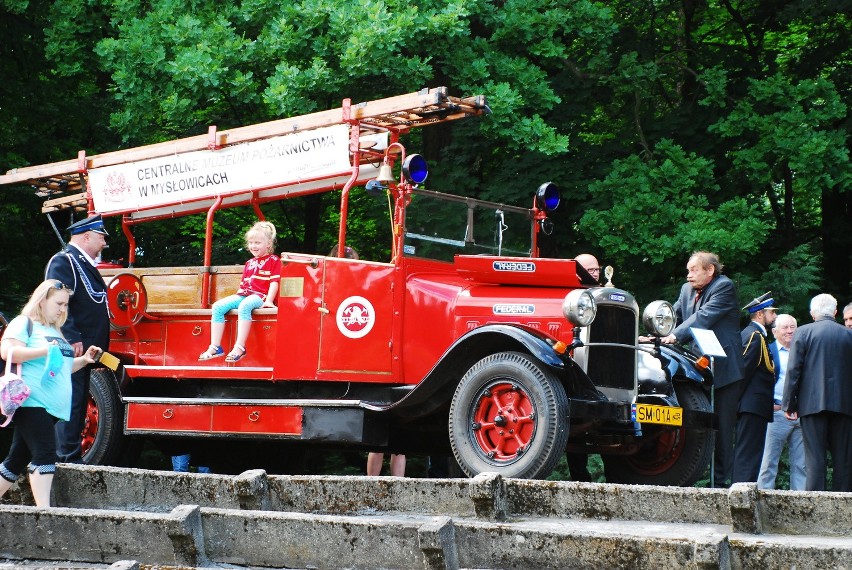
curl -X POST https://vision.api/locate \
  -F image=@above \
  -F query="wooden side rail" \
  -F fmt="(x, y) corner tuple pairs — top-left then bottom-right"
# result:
(101, 265), (244, 310)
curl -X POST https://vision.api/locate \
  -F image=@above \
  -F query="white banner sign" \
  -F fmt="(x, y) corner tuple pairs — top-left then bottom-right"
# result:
(90, 124), (351, 215)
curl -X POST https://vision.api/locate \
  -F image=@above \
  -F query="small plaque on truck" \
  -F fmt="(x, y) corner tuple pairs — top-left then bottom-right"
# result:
(632, 403), (683, 426)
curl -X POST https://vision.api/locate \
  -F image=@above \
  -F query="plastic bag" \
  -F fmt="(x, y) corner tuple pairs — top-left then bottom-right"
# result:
(0, 347), (31, 427)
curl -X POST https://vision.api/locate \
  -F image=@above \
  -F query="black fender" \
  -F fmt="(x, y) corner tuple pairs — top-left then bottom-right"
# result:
(638, 344), (716, 431)
(660, 345), (712, 384)
(370, 324), (598, 420)
(650, 343), (711, 386)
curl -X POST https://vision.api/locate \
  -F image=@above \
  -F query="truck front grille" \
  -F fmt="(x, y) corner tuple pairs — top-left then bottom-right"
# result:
(586, 304), (636, 390)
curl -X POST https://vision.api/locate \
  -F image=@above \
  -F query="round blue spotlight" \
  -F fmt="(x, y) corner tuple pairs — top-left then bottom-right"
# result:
(536, 182), (560, 212)
(402, 154), (429, 185)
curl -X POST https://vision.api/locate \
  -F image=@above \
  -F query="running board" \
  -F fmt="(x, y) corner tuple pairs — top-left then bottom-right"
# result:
(122, 397), (386, 444)
(123, 365), (274, 380)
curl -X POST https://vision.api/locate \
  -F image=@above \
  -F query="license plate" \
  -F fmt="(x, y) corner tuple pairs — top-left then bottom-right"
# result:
(632, 403), (683, 426)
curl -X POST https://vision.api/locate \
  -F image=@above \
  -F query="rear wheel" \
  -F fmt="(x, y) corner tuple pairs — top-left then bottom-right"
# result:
(449, 351), (569, 479)
(603, 382), (713, 486)
(81, 368), (137, 466)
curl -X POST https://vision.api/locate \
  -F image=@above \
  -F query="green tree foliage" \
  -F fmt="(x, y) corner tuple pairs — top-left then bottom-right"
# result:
(578, 139), (769, 301)
(1, 0), (849, 309)
(0, 0), (849, 485)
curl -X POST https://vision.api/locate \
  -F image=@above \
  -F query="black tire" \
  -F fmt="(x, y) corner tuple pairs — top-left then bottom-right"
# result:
(603, 382), (713, 486)
(449, 351), (569, 479)
(82, 368), (137, 466)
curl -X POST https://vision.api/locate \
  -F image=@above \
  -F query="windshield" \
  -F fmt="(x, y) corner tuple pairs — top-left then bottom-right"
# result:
(402, 189), (534, 262)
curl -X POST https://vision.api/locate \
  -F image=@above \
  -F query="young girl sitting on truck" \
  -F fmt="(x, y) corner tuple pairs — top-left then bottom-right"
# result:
(199, 221), (281, 363)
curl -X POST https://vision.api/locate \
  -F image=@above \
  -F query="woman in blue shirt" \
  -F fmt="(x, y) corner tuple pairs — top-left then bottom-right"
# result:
(0, 280), (101, 506)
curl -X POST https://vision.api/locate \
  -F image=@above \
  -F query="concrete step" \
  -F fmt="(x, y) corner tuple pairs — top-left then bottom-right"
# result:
(1, 465), (851, 569)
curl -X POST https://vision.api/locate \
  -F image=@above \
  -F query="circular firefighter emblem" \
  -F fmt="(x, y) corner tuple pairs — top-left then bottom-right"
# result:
(336, 296), (375, 339)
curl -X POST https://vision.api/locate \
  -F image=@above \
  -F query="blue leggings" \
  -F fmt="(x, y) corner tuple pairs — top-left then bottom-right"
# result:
(211, 294), (263, 323)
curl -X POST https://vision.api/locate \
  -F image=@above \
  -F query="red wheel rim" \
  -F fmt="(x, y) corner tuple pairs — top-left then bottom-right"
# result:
(625, 427), (685, 475)
(470, 381), (536, 462)
(80, 395), (99, 458)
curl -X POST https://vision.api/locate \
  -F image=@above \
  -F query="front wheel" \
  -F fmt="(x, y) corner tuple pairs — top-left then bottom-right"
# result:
(449, 351), (569, 479)
(603, 382), (713, 486)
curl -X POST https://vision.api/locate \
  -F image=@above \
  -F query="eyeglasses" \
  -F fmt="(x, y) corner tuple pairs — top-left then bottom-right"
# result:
(586, 267), (601, 274)
(51, 282), (72, 292)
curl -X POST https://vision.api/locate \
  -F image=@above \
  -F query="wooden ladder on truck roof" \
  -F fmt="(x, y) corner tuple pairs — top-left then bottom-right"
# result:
(0, 87), (487, 216)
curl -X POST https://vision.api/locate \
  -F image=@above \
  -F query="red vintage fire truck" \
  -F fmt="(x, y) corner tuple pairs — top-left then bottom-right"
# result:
(0, 88), (715, 483)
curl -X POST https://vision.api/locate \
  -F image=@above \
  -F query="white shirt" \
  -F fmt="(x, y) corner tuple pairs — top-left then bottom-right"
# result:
(773, 344), (790, 402)
(69, 242), (98, 267)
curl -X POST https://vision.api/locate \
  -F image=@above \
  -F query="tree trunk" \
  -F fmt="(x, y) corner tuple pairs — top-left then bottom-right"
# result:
(821, 187), (851, 300)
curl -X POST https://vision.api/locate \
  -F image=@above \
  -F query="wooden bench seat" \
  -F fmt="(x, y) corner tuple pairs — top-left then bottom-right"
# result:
(101, 265), (247, 311)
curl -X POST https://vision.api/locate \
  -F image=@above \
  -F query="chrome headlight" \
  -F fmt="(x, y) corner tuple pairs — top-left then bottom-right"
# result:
(562, 289), (597, 327)
(643, 300), (675, 336)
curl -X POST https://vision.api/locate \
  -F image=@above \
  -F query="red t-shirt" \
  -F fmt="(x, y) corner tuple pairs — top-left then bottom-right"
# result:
(237, 254), (282, 299)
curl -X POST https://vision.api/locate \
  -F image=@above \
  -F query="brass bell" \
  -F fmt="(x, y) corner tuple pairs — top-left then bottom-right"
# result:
(376, 161), (395, 184)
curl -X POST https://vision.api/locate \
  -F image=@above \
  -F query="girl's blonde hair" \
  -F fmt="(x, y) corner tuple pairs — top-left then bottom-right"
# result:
(245, 221), (277, 255)
(21, 279), (72, 328)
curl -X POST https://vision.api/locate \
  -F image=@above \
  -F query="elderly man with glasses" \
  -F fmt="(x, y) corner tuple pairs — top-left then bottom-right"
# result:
(757, 314), (806, 490)
(574, 253), (601, 284)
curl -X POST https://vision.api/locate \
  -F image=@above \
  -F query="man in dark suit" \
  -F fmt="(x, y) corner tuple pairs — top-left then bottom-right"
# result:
(732, 293), (777, 483)
(661, 251), (745, 486)
(45, 214), (111, 463)
(782, 294), (852, 491)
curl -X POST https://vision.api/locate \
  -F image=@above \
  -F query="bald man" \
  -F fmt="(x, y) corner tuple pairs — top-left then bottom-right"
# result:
(574, 253), (601, 284)
(565, 254), (603, 482)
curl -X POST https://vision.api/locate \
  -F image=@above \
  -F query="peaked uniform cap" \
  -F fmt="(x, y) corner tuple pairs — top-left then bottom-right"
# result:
(743, 291), (777, 313)
(67, 214), (109, 236)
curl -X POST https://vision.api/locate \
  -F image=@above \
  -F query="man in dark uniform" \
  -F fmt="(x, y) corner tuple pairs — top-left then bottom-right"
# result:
(732, 292), (777, 483)
(782, 294), (852, 491)
(660, 251), (745, 487)
(45, 214), (110, 463)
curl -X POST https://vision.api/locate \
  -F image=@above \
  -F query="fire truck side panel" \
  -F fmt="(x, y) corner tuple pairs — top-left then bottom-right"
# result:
(453, 285), (574, 345)
(400, 265), (468, 385)
(318, 258), (395, 377)
(165, 318), (234, 365)
(274, 255), (325, 379)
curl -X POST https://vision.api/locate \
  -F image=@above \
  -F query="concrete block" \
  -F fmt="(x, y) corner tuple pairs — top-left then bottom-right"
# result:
(469, 472), (507, 520)
(728, 483), (762, 534)
(0, 504), (206, 567)
(418, 516), (459, 570)
(233, 469), (270, 510)
(200, 507), (431, 569)
(269, 475), (476, 516)
(758, 489), (852, 537)
(730, 533), (852, 569)
(53, 464), (258, 512)
(451, 518), (729, 569)
(507, 479), (731, 525)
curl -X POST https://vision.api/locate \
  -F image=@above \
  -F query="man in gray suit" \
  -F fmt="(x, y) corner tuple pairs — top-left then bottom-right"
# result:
(782, 294), (852, 491)
(661, 251), (745, 486)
